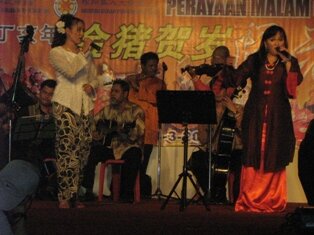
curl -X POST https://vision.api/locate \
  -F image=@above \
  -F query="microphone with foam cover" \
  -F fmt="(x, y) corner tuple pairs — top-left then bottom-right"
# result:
(276, 47), (291, 59)
(90, 42), (101, 51)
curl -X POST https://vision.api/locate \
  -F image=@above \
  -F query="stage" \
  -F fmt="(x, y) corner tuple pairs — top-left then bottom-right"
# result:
(25, 199), (311, 235)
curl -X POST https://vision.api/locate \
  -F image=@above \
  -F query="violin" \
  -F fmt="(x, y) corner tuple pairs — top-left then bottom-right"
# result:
(126, 61), (168, 92)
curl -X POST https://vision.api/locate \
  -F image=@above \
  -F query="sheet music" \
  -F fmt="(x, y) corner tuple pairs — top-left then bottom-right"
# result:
(13, 115), (55, 141)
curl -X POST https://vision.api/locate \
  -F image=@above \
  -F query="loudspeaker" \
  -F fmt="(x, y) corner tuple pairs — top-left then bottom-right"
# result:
(298, 119), (314, 206)
(293, 207), (314, 230)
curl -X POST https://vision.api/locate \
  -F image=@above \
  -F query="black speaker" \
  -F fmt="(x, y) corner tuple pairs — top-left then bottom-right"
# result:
(298, 119), (314, 206)
(293, 207), (314, 230)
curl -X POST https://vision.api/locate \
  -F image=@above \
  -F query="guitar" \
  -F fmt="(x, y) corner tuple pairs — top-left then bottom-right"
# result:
(95, 119), (136, 146)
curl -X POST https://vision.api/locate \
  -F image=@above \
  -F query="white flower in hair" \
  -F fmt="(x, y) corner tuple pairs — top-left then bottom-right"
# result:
(56, 21), (65, 34)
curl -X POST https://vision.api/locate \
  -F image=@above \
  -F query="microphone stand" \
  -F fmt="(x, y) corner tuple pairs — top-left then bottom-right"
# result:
(151, 123), (167, 200)
(152, 62), (168, 200)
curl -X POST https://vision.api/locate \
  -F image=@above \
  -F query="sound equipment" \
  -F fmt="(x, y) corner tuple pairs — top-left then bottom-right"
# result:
(295, 207), (314, 229)
(285, 207), (314, 232)
(298, 119), (314, 206)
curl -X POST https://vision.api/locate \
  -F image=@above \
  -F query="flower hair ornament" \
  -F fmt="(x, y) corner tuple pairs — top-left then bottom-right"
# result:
(56, 21), (65, 34)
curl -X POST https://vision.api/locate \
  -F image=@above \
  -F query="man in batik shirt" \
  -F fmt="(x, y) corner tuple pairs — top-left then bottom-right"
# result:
(81, 79), (145, 202)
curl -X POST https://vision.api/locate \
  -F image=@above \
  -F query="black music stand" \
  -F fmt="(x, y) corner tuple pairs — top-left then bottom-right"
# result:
(13, 115), (55, 142)
(157, 90), (216, 211)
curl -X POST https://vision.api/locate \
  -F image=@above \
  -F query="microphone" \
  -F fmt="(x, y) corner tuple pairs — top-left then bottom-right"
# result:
(162, 62), (168, 71)
(276, 47), (291, 59)
(90, 42), (102, 51)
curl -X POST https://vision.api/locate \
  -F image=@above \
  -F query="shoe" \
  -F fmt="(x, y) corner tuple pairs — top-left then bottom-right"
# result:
(120, 198), (134, 204)
(58, 200), (70, 209)
(46, 186), (58, 201)
(214, 195), (228, 205)
(141, 194), (152, 200)
(74, 201), (85, 208)
(69, 196), (86, 208)
(208, 196), (228, 205)
(120, 194), (134, 204)
(80, 192), (96, 202)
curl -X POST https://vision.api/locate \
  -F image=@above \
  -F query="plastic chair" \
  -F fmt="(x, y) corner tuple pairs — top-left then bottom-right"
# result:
(98, 159), (140, 203)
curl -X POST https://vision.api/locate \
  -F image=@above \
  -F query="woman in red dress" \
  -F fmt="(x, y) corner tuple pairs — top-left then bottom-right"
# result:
(234, 25), (303, 212)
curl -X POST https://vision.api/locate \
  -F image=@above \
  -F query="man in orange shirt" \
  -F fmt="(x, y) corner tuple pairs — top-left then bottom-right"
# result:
(125, 52), (166, 197)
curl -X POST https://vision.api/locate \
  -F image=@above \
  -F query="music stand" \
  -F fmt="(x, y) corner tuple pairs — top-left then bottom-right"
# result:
(13, 115), (55, 142)
(157, 90), (216, 211)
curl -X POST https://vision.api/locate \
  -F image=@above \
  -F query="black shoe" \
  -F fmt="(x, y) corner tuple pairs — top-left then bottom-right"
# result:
(141, 194), (152, 200)
(209, 195), (228, 205)
(120, 193), (134, 204)
(204, 191), (228, 205)
(80, 192), (96, 202)
(119, 196), (134, 204)
(46, 187), (58, 201)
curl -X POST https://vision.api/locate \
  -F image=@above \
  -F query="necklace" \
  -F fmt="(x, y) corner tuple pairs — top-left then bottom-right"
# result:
(265, 59), (279, 71)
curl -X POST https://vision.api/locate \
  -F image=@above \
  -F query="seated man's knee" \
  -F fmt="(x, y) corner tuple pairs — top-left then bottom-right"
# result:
(124, 147), (142, 163)
(188, 150), (208, 170)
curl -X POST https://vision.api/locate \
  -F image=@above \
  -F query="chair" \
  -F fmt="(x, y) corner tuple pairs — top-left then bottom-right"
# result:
(98, 159), (140, 203)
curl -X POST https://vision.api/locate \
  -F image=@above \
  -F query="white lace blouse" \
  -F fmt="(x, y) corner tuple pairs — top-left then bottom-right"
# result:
(49, 46), (99, 115)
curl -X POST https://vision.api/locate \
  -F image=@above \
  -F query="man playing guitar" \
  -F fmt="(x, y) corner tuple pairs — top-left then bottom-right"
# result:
(81, 79), (145, 203)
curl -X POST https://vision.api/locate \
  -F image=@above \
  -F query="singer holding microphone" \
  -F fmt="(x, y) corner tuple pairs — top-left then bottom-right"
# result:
(233, 25), (303, 212)
(49, 14), (99, 209)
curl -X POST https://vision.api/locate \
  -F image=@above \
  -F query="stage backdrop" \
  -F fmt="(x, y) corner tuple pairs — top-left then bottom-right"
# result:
(1, 0), (313, 202)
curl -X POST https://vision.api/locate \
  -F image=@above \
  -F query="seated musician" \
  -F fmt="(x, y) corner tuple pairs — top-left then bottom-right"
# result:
(188, 46), (243, 204)
(81, 79), (145, 203)
(189, 83), (243, 204)
(14, 79), (57, 199)
(125, 52), (166, 198)
(2, 79), (56, 167)
(24, 79), (56, 116)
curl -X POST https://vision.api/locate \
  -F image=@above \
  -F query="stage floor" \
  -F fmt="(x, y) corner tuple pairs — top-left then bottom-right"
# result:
(25, 198), (311, 235)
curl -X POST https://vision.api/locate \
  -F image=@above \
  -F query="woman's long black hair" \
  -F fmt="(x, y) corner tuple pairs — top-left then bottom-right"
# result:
(51, 14), (84, 48)
(253, 25), (289, 75)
